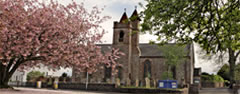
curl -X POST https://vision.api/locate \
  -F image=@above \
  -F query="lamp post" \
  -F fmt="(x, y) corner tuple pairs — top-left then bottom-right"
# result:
(86, 72), (89, 90)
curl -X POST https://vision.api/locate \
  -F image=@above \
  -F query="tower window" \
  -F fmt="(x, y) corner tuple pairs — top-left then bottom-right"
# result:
(119, 31), (124, 42)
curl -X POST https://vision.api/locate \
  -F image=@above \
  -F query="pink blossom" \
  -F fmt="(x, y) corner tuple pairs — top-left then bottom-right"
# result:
(0, 0), (124, 76)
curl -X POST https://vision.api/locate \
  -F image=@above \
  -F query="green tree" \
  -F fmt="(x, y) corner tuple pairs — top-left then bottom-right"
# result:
(26, 71), (44, 81)
(159, 45), (187, 79)
(217, 64), (240, 82)
(217, 64), (230, 81)
(141, 0), (240, 87)
(234, 64), (240, 81)
(61, 73), (68, 78)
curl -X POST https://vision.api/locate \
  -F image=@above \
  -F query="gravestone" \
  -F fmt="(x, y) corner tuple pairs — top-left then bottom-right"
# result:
(153, 79), (156, 88)
(145, 78), (150, 88)
(135, 79), (139, 87)
(106, 78), (111, 84)
(115, 78), (121, 88)
(127, 78), (131, 86)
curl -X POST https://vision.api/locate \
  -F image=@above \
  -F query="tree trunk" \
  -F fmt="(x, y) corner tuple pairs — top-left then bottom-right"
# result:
(0, 58), (24, 88)
(0, 63), (11, 88)
(228, 48), (237, 89)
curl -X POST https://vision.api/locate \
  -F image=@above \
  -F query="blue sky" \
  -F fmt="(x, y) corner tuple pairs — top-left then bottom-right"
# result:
(57, 0), (222, 74)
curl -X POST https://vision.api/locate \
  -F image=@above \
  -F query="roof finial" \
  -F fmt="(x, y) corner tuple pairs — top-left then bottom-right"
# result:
(124, 8), (126, 12)
(135, 6), (137, 9)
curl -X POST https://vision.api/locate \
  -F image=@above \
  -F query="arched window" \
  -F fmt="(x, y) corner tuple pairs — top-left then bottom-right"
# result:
(104, 66), (112, 81)
(117, 66), (123, 80)
(143, 60), (151, 79)
(119, 31), (124, 42)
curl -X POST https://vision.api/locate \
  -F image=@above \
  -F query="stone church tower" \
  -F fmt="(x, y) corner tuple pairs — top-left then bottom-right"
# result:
(112, 9), (141, 83)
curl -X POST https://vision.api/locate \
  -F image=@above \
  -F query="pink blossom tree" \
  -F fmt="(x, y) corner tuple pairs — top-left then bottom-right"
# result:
(0, 0), (123, 88)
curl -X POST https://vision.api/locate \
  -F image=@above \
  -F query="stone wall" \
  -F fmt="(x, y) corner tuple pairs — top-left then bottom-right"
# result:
(201, 82), (224, 88)
(58, 83), (116, 91)
(9, 82), (189, 94)
(139, 57), (191, 86)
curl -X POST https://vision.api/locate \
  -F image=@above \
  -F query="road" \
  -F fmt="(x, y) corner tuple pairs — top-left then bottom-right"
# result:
(0, 87), (127, 94)
(1, 87), (239, 94)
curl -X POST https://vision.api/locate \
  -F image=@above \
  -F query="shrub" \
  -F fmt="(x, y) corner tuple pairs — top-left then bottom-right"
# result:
(213, 75), (224, 82)
(27, 71), (44, 82)
(201, 74), (224, 82)
(201, 75), (212, 82)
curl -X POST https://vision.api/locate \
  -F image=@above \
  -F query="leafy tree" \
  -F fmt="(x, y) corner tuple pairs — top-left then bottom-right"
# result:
(217, 64), (240, 82)
(26, 71), (44, 82)
(201, 72), (210, 76)
(141, 0), (240, 87)
(217, 64), (230, 81)
(159, 45), (187, 79)
(0, 0), (124, 88)
(161, 71), (173, 80)
(61, 73), (68, 78)
(234, 64), (240, 81)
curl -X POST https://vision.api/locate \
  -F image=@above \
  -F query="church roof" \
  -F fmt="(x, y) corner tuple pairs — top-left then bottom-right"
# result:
(130, 9), (141, 21)
(139, 43), (190, 57)
(119, 12), (129, 23)
(96, 43), (191, 57)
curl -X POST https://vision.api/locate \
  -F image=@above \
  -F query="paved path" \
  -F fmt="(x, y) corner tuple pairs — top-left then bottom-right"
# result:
(0, 87), (128, 94)
(199, 88), (234, 94)
(2, 87), (239, 94)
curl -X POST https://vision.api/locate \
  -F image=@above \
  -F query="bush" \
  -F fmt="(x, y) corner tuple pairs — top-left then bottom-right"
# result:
(201, 74), (224, 82)
(213, 75), (224, 82)
(217, 64), (230, 81)
(27, 71), (44, 82)
(201, 75), (212, 82)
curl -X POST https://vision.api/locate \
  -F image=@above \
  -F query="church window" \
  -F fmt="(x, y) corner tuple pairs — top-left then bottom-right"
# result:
(171, 66), (176, 79)
(117, 67), (123, 80)
(104, 66), (112, 81)
(144, 60), (151, 79)
(119, 31), (124, 42)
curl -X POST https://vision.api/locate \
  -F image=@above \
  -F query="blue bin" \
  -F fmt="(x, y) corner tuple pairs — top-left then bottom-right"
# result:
(158, 80), (178, 89)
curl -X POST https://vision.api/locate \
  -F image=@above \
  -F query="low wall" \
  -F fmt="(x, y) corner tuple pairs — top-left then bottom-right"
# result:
(58, 83), (115, 91)
(201, 82), (224, 88)
(117, 88), (188, 94)
(233, 81), (240, 94)
(9, 82), (188, 94)
(189, 84), (199, 94)
(8, 82), (36, 87)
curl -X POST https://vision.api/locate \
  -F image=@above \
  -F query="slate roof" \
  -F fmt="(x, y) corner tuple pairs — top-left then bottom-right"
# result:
(96, 43), (191, 57)
(119, 12), (129, 23)
(130, 9), (141, 21)
(139, 43), (190, 57)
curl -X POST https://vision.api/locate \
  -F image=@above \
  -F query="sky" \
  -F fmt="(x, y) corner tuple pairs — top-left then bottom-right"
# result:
(57, 0), (223, 74)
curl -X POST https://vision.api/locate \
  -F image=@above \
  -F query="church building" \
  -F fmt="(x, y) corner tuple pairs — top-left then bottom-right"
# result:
(72, 9), (195, 86)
